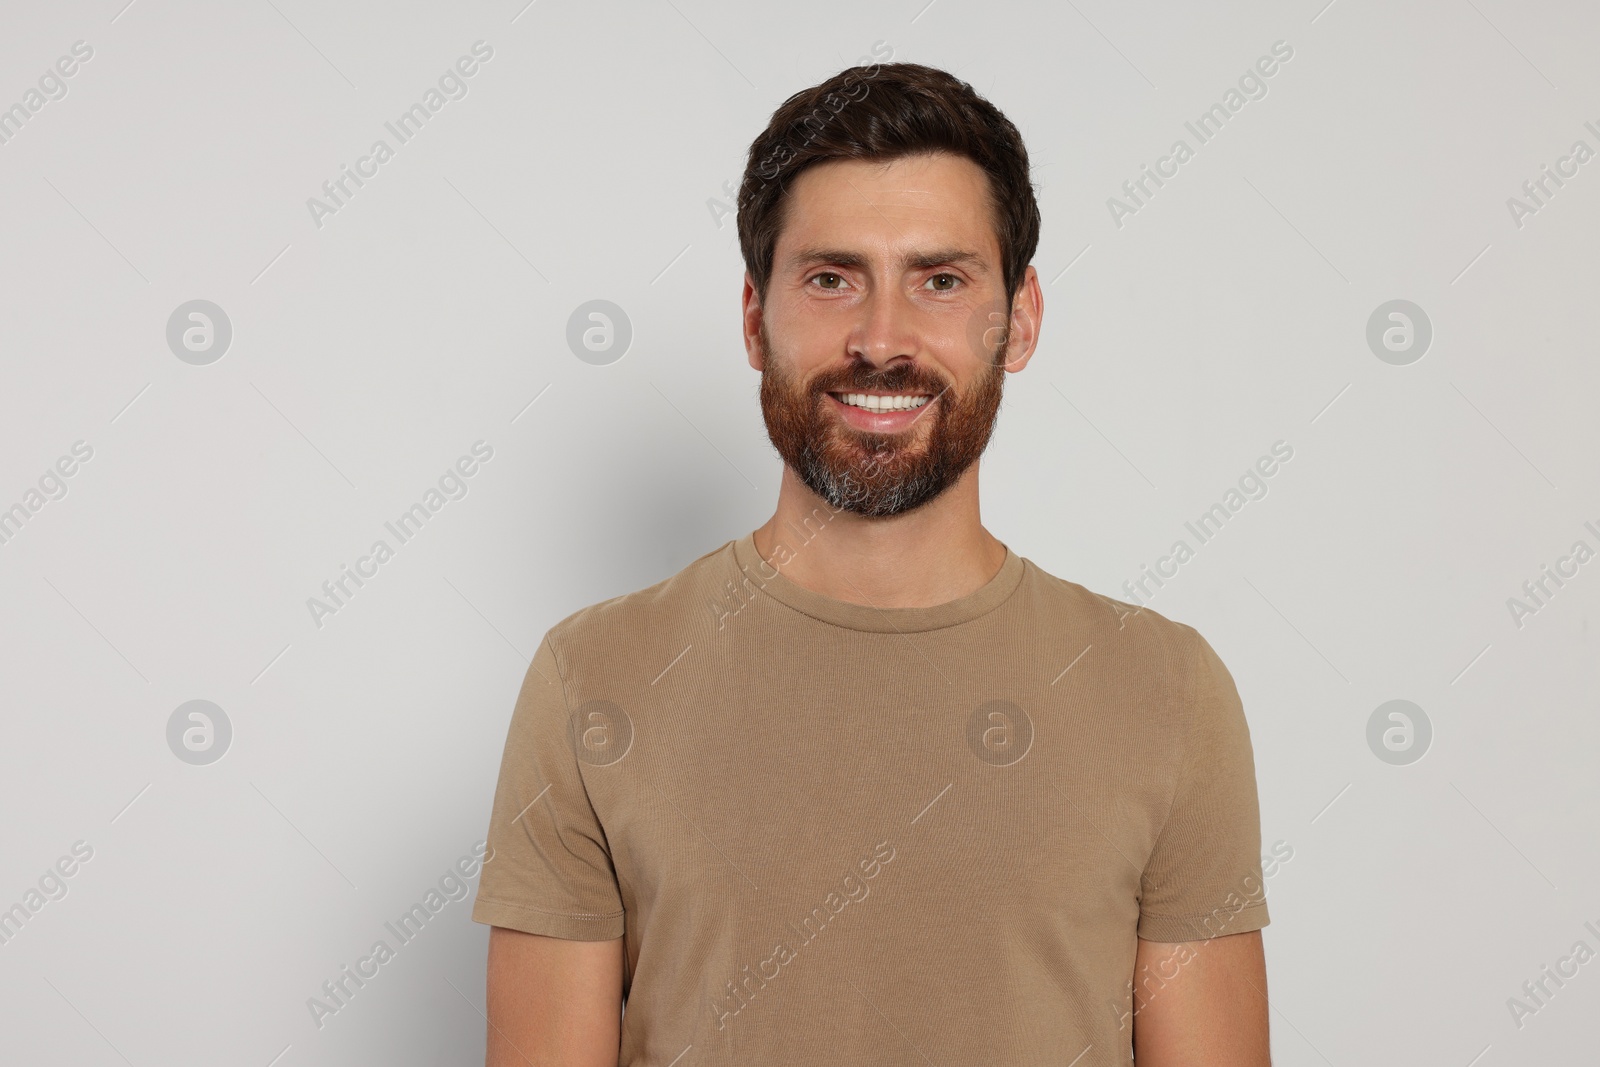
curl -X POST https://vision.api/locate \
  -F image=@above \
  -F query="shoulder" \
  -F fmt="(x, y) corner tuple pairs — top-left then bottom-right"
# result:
(1019, 556), (1215, 686)
(541, 538), (736, 677)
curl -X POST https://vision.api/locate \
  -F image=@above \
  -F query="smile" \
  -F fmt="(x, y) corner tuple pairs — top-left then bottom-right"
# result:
(827, 392), (933, 412)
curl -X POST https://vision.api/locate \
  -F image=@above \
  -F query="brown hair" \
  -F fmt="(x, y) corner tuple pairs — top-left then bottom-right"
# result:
(737, 61), (1040, 307)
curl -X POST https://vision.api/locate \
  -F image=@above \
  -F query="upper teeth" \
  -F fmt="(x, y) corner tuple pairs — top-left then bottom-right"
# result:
(837, 393), (931, 412)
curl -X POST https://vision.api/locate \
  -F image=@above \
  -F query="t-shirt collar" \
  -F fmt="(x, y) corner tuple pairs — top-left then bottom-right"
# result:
(729, 529), (1025, 633)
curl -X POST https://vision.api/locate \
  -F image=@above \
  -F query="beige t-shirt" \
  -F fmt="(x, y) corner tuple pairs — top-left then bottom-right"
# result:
(472, 528), (1269, 1064)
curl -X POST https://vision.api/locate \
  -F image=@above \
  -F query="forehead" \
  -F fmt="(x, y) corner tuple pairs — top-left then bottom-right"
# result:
(775, 152), (1000, 267)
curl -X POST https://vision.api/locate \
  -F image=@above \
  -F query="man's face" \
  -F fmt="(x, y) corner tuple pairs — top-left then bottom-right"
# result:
(749, 152), (1025, 518)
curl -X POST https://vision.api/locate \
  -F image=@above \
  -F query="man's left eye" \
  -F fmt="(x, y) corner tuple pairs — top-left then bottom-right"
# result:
(925, 273), (960, 291)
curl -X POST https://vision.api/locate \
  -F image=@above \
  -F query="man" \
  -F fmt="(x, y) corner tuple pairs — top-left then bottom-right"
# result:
(472, 61), (1273, 1065)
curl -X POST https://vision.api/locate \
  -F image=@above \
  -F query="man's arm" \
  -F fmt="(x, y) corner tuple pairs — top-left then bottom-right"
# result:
(485, 926), (625, 1066)
(1130, 930), (1270, 1066)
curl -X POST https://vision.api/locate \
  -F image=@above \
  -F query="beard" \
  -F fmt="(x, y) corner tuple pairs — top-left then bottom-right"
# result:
(757, 320), (1006, 518)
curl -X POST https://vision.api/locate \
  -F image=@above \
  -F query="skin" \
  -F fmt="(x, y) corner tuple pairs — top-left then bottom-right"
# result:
(1133, 931), (1272, 1065)
(485, 927), (622, 1066)
(744, 151), (1042, 607)
(483, 150), (1271, 1065)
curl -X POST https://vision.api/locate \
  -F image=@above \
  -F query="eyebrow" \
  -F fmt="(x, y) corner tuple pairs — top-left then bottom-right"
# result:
(784, 246), (992, 276)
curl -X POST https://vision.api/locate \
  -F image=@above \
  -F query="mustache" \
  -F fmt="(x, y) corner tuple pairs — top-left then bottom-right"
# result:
(807, 365), (952, 396)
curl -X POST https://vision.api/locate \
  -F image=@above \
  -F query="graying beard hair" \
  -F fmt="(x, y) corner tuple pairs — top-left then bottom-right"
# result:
(799, 448), (944, 518)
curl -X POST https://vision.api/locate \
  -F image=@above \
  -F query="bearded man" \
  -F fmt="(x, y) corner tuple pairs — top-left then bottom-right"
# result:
(472, 61), (1274, 1067)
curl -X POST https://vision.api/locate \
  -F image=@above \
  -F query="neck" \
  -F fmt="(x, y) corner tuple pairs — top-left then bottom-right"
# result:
(751, 463), (1007, 609)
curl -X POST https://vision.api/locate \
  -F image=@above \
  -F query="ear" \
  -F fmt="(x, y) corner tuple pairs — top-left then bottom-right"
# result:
(1000, 264), (1043, 374)
(742, 273), (766, 371)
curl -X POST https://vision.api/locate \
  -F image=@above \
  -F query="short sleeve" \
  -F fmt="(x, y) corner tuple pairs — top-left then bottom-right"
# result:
(1136, 629), (1270, 942)
(471, 633), (626, 940)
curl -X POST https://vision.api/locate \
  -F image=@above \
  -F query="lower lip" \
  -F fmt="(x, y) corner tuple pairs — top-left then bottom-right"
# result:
(825, 393), (937, 433)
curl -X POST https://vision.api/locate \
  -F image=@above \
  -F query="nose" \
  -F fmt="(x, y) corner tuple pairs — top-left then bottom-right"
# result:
(846, 286), (918, 371)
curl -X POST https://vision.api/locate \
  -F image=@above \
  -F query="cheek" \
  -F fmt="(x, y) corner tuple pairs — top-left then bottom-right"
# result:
(957, 300), (1011, 365)
(775, 320), (849, 376)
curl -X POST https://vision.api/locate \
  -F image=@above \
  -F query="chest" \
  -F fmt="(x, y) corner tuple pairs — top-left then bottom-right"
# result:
(578, 660), (1180, 923)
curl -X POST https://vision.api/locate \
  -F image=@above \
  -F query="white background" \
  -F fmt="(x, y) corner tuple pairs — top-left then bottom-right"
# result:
(1, 0), (1596, 1063)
